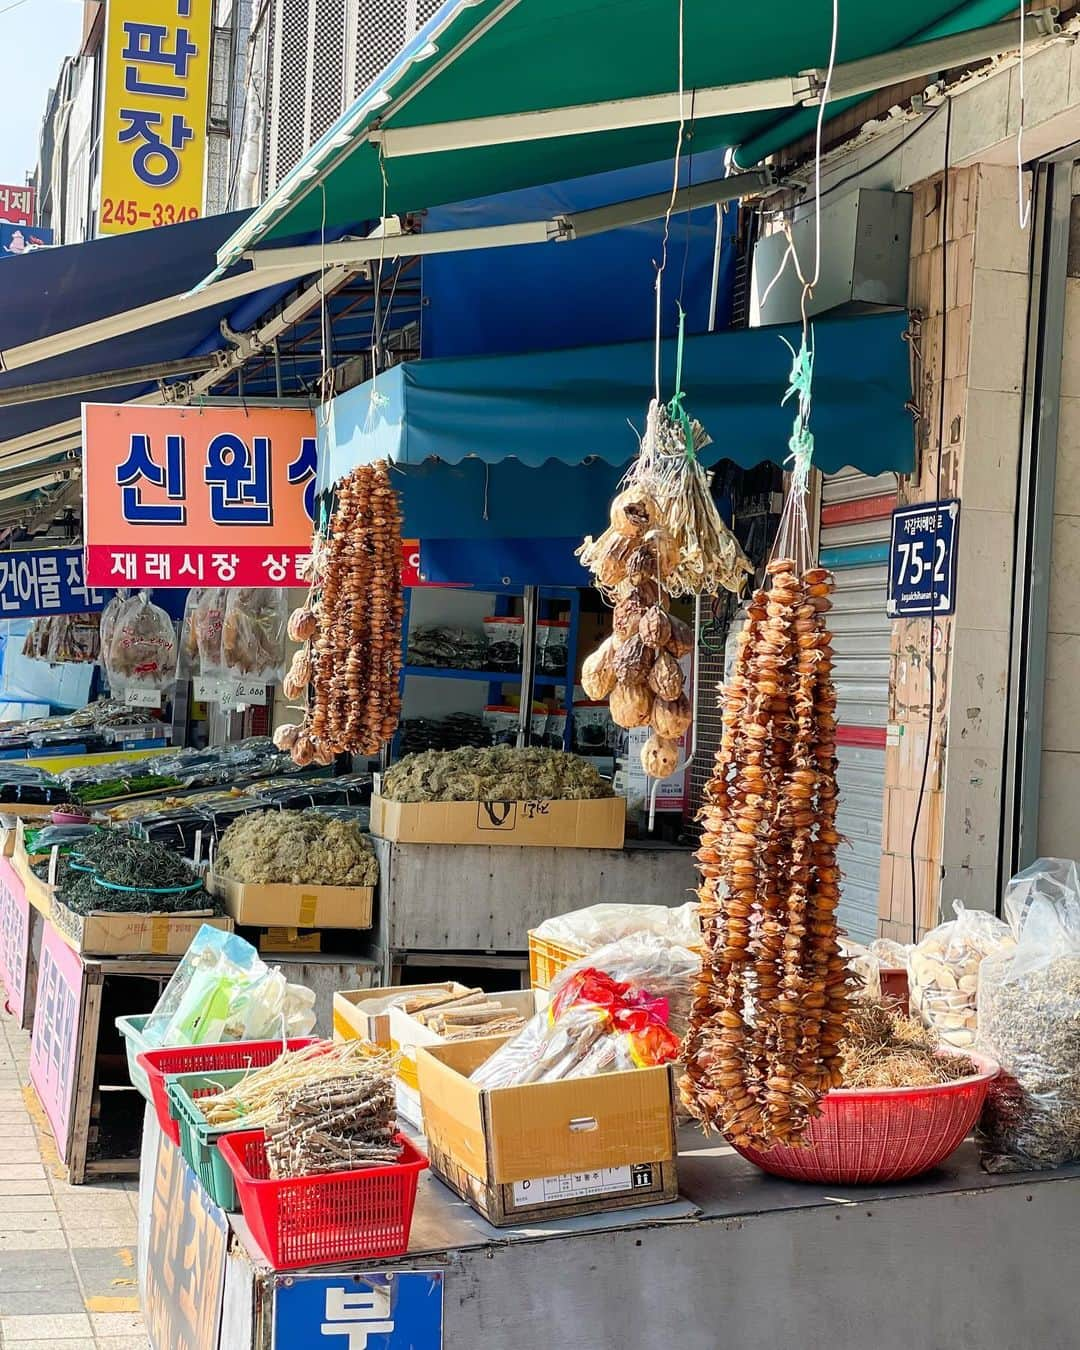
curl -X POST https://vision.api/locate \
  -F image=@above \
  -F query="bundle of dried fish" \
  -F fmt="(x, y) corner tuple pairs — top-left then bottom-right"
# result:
(680, 557), (849, 1149)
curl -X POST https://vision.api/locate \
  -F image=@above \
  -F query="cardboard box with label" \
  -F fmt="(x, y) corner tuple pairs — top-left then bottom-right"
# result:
(417, 1036), (678, 1226)
(210, 872), (374, 930)
(370, 790), (626, 849)
(49, 899), (232, 957)
(334, 983), (547, 1128)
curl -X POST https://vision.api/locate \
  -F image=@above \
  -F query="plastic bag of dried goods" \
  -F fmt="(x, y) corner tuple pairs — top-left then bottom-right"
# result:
(106, 591), (178, 696)
(222, 588), (288, 683)
(98, 590), (129, 689)
(908, 901), (1012, 1048)
(533, 901), (701, 953)
(978, 858), (1080, 1172)
(193, 587), (228, 677)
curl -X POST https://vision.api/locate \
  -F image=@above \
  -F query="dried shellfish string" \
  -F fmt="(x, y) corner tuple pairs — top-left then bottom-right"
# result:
(681, 559), (849, 1149)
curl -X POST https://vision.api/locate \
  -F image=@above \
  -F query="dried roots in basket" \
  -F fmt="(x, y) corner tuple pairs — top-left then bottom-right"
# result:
(680, 558), (850, 1148)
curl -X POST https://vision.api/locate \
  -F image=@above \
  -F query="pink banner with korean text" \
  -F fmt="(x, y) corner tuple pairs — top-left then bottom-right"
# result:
(29, 921), (84, 1159)
(0, 859), (30, 1025)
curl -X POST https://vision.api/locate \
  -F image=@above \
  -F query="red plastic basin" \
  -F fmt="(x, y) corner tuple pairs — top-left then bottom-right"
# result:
(731, 1052), (999, 1185)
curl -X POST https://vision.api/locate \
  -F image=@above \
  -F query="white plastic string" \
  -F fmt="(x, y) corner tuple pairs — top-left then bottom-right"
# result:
(810, 0), (839, 292)
(653, 0), (686, 405)
(1017, 4), (1032, 230)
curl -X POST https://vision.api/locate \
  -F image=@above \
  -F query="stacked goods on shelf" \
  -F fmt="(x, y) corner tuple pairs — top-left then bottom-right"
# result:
(275, 461), (405, 766)
(371, 745), (624, 848)
(408, 624), (488, 670)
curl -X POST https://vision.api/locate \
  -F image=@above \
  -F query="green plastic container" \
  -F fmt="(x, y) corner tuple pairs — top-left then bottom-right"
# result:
(167, 1069), (252, 1210)
(116, 1014), (152, 1102)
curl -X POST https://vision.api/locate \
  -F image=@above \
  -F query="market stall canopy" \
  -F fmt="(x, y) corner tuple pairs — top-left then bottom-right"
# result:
(213, 0), (1031, 277)
(317, 311), (914, 492)
(0, 211), (331, 457)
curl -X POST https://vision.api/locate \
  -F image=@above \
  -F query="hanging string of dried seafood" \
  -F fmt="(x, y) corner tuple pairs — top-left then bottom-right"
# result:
(681, 332), (850, 1149)
(577, 313), (752, 781)
(274, 460), (404, 765)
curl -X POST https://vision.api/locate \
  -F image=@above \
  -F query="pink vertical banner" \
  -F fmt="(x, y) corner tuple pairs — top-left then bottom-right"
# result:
(29, 922), (84, 1160)
(0, 859), (30, 1024)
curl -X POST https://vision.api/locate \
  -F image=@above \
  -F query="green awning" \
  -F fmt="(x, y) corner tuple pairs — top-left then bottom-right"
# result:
(216, 0), (1022, 276)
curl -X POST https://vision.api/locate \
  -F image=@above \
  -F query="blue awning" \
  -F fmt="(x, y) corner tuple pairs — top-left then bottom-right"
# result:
(318, 311), (914, 484)
(0, 212), (321, 450)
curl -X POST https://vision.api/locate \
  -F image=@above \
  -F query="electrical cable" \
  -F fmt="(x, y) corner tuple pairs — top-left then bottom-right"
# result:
(1017, 2), (1032, 229)
(909, 94), (952, 943)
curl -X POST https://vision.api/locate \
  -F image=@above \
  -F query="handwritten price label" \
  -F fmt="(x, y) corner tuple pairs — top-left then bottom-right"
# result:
(124, 688), (162, 709)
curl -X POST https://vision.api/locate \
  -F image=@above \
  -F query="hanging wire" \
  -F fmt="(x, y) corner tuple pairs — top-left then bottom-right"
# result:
(1017, 4), (1032, 230)
(652, 0), (687, 405)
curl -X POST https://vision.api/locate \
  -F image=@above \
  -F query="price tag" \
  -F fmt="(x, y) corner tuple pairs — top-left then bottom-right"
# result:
(230, 681), (267, 707)
(124, 688), (162, 710)
(193, 677), (225, 703)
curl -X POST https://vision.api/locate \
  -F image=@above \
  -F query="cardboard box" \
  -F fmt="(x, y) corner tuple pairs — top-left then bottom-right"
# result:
(370, 792), (626, 849)
(258, 927), (322, 954)
(49, 899), (232, 957)
(12, 823), (53, 918)
(210, 872), (374, 930)
(334, 984), (546, 1127)
(417, 1037), (678, 1226)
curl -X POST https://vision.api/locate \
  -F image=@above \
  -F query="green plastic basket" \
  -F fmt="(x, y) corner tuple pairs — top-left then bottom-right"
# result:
(167, 1069), (253, 1210)
(116, 1014), (152, 1102)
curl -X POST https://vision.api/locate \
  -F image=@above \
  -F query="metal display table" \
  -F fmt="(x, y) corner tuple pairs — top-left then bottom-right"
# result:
(136, 1106), (1080, 1350)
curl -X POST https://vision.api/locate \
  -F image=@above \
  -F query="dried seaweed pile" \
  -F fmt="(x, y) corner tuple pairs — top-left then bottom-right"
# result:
(215, 810), (378, 887)
(681, 558), (848, 1149)
(839, 1000), (978, 1089)
(38, 831), (216, 915)
(381, 746), (613, 803)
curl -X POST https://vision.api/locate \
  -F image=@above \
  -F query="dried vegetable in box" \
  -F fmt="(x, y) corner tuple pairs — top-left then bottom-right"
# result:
(577, 399), (751, 780)
(393, 987), (526, 1041)
(379, 746), (612, 803)
(215, 809), (378, 887)
(275, 461), (404, 766)
(38, 832), (217, 916)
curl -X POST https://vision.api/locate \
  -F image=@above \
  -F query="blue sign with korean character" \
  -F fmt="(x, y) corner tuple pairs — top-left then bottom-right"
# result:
(273, 1271), (443, 1350)
(887, 498), (960, 618)
(0, 550), (106, 619)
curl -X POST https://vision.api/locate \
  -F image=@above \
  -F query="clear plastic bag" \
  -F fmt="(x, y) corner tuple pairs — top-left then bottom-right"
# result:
(977, 858), (1080, 1172)
(532, 901), (700, 952)
(222, 588), (287, 683)
(142, 925), (317, 1047)
(908, 901), (1012, 1048)
(107, 591), (178, 695)
(194, 587), (228, 677)
(470, 933), (694, 1089)
(98, 590), (129, 689)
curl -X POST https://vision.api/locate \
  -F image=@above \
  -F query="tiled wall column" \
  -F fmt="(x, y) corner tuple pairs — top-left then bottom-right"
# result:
(878, 164), (1027, 940)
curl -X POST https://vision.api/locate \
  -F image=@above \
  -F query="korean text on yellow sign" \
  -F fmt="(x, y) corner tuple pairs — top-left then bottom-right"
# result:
(100, 0), (211, 234)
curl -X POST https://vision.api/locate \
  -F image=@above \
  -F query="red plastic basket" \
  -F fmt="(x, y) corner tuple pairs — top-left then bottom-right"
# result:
(217, 1130), (428, 1270)
(136, 1038), (320, 1147)
(732, 1052), (999, 1185)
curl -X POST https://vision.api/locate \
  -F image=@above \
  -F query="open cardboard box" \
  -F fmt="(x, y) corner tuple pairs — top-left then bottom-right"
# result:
(209, 871), (374, 930)
(12, 820), (53, 918)
(369, 788), (626, 849)
(334, 983), (547, 1128)
(417, 1035), (678, 1226)
(49, 899), (232, 957)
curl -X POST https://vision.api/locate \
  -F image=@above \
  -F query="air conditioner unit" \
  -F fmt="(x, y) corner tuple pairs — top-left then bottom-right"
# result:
(750, 189), (913, 327)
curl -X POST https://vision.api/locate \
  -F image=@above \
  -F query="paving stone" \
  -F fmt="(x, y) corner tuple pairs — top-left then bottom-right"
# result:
(1, 1311), (94, 1340)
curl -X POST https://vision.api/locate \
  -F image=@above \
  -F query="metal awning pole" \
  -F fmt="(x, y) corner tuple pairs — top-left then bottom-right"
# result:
(516, 585), (539, 749)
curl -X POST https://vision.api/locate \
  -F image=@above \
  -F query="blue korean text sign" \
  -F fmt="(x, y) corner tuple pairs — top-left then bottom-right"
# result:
(274, 1271), (444, 1350)
(887, 499), (960, 618)
(0, 549), (106, 619)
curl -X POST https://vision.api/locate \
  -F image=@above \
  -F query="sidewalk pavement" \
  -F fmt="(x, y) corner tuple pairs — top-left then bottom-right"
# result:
(0, 1004), (147, 1349)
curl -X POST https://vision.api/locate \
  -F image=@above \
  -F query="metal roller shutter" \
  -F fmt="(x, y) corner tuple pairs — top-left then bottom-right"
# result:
(820, 469), (896, 944)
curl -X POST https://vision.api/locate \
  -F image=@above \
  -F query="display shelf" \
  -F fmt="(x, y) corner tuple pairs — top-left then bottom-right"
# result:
(402, 665), (570, 686)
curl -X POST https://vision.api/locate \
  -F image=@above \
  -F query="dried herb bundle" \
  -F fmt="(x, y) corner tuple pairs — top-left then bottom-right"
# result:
(839, 999), (978, 1089)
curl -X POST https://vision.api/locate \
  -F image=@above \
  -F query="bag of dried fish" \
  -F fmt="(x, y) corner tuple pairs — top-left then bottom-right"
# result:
(222, 589), (288, 683)
(107, 591), (178, 696)
(977, 858), (1080, 1172)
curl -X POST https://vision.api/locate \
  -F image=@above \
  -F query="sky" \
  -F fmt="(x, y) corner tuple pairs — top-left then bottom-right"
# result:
(0, 0), (84, 184)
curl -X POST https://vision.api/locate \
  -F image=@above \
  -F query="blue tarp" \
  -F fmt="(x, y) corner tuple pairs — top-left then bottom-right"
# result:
(420, 151), (735, 359)
(0, 212), (308, 445)
(319, 311), (914, 489)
